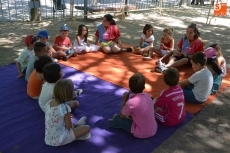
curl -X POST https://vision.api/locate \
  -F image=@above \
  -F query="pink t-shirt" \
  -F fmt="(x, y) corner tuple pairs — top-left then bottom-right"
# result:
(155, 85), (186, 126)
(122, 93), (157, 138)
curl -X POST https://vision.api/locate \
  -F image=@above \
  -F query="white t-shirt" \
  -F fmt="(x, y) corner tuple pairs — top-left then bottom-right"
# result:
(38, 82), (55, 112)
(45, 102), (75, 146)
(141, 34), (154, 48)
(15, 47), (35, 71)
(188, 68), (213, 102)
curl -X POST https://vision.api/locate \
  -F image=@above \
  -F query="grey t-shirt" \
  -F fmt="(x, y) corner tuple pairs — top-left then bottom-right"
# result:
(25, 56), (39, 81)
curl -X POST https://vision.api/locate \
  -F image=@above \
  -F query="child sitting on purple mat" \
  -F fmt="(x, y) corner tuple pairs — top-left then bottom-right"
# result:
(154, 67), (186, 126)
(27, 55), (53, 99)
(39, 63), (81, 112)
(107, 73), (157, 138)
(44, 79), (91, 146)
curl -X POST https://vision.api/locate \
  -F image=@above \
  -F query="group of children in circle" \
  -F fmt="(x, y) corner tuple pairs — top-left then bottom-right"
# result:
(14, 14), (227, 146)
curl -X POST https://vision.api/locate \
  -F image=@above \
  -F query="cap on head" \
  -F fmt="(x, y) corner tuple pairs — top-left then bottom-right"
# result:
(203, 47), (217, 59)
(60, 24), (69, 31)
(24, 35), (38, 46)
(38, 30), (48, 39)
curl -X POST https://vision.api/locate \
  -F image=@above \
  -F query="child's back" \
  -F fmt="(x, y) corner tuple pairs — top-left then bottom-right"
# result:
(155, 68), (186, 126)
(45, 79), (90, 146)
(39, 82), (55, 112)
(39, 63), (61, 112)
(155, 85), (186, 126)
(108, 73), (157, 138)
(27, 55), (53, 99)
(123, 92), (157, 138)
(45, 100), (75, 146)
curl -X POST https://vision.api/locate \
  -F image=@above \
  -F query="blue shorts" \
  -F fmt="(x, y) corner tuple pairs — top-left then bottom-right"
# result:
(183, 84), (203, 104)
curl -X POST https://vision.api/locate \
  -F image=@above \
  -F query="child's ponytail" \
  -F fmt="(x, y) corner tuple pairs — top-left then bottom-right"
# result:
(207, 59), (222, 75)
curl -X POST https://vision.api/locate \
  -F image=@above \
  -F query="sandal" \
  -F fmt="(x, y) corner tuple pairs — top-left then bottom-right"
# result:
(142, 56), (152, 61)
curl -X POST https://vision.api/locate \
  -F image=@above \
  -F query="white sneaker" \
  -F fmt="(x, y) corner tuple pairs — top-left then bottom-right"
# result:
(74, 116), (87, 127)
(156, 61), (167, 73)
(73, 89), (83, 99)
(142, 56), (152, 61)
(52, 58), (58, 62)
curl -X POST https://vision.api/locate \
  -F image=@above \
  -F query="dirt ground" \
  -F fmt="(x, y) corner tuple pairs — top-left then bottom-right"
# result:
(0, 9), (230, 153)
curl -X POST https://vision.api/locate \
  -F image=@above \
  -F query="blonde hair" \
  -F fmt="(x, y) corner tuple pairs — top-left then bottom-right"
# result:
(163, 28), (173, 36)
(53, 79), (73, 103)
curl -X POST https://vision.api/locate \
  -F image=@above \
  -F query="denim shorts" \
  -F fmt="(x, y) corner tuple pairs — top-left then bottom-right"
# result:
(183, 84), (203, 104)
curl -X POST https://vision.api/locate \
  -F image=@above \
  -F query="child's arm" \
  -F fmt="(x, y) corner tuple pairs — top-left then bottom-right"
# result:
(94, 36), (99, 45)
(15, 61), (24, 78)
(139, 37), (143, 48)
(64, 112), (73, 130)
(76, 36), (82, 46)
(216, 57), (223, 67)
(53, 44), (69, 51)
(119, 92), (129, 118)
(179, 79), (190, 89)
(115, 37), (123, 48)
(86, 39), (91, 47)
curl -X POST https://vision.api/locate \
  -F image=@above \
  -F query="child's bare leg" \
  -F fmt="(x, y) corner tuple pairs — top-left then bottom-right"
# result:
(133, 46), (142, 54)
(54, 50), (66, 59)
(151, 48), (162, 56)
(166, 58), (188, 68)
(110, 42), (121, 53)
(15, 62), (24, 78)
(73, 125), (90, 139)
(67, 100), (79, 109)
(102, 46), (112, 54)
(160, 51), (173, 61)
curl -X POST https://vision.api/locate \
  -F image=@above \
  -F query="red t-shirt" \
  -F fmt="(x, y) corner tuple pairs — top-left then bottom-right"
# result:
(155, 85), (186, 126)
(178, 37), (204, 52)
(53, 36), (71, 51)
(95, 25), (120, 41)
(160, 37), (173, 49)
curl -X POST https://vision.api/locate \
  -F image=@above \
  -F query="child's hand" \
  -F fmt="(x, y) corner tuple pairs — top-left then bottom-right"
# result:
(173, 51), (181, 56)
(136, 47), (142, 52)
(16, 72), (24, 78)
(181, 52), (187, 57)
(160, 43), (164, 49)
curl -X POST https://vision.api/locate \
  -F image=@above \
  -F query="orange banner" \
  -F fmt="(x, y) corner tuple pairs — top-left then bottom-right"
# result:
(214, 2), (227, 16)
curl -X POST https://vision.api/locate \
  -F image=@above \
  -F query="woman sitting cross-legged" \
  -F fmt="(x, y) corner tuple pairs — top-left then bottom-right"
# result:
(94, 14), (132, 54)
(155, 23), (204, 73)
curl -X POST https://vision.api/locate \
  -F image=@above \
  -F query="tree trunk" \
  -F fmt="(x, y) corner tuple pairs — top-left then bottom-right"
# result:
(30, 0), (41, 22)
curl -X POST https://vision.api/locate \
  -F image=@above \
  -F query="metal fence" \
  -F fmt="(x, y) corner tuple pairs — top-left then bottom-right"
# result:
(0, 0), (229, 22)
(0, 0), (178, 22)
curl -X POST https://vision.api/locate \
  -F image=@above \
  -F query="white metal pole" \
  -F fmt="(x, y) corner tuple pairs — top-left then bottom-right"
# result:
(7, 0), (11, 21)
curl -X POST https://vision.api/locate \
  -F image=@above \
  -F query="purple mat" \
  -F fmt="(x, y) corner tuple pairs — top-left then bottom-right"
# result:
(0, 63), (193, 153)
